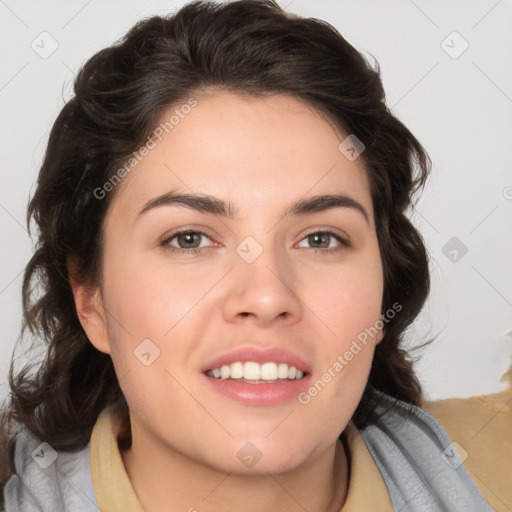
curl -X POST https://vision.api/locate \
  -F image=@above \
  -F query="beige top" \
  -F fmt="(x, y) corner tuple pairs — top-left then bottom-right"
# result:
(90, 389), (511, 511)
(89, 409), (393, 511)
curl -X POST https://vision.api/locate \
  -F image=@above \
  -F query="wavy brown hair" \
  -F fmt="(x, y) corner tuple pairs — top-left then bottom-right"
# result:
(0, 0), (431, 495)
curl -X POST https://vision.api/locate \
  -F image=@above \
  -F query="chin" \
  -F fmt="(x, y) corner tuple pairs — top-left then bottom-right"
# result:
(197, 436), (315, 476)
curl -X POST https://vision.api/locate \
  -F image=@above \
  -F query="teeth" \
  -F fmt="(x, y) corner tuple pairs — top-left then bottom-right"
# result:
(277, 363), (289, 379)
(261, 362), (277, 380)
(206, 361), (306, 381)
(220, 365), (230, 380)
(231, 361), (244, 379)
(244, 361), (260, 380)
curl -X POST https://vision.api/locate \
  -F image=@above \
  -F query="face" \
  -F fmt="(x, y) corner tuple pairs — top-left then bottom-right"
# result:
(76, 90), (384, 475)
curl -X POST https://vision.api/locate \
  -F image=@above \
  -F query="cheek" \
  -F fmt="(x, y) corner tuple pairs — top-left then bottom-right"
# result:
(99, 259), (205, 430)
(101, 252), (213, 342)
(299, 250), (383, 408)
(99, 252), (223, 406)
(307, 255), (384, 343)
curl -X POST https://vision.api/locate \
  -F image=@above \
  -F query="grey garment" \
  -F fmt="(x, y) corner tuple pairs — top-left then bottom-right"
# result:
(359, 389), (495, 512)
(3, 427), (100, 512)
(3, 391), (495, 512)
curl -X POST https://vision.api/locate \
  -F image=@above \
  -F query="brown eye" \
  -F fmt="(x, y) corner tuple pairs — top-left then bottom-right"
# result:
(307, 233), (330, 248)
(161, 230), (214, 252)
(297, 230), (349, 253)
(175, 232), (202, 249)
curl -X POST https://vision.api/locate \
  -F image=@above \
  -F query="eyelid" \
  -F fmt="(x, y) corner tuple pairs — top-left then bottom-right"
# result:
(298, 226), (350, 244)
(159, 226), (217, 248)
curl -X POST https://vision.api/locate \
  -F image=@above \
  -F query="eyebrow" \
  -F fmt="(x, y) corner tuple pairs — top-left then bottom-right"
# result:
(137, 189), (370, 224)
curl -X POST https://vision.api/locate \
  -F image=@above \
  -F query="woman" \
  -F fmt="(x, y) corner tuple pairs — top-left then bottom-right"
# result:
(0, 1), (494, 510)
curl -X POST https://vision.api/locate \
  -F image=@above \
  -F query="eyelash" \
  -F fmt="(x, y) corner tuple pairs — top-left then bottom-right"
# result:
(160, 229), (350, 255)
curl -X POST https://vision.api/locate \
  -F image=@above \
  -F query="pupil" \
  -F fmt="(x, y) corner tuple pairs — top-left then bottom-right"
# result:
(180, 233), (199, 248)
(311, 233), (328, 248)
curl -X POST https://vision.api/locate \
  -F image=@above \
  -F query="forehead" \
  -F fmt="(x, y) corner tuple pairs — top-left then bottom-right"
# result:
(106, 91), (373, 225)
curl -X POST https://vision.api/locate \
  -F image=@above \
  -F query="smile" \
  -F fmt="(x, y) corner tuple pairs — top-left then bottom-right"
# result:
(205, 361), (306, 381)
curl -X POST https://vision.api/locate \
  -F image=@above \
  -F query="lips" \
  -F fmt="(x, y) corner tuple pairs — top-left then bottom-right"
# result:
(200, 345), (312, 375)
(202, 372), (311, 405)
(200, 345), (313, 405)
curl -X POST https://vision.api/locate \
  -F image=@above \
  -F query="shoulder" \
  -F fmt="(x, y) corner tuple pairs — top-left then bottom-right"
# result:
(358, 389), (496, 512)
(2, 425), (100, 511)
(423, 389), (511, 512)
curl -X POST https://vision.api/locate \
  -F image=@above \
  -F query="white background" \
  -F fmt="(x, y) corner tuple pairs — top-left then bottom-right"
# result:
(1, 0), (511, 402)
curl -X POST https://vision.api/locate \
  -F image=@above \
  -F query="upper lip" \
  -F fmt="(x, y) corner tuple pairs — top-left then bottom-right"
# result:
(201, 345), (312, 374)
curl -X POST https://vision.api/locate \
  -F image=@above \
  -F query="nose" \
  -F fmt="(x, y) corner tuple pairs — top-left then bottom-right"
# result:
(222, 244), (303, 327)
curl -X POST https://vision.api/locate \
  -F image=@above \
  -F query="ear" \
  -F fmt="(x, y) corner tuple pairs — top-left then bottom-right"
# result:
(68, 259), (111, 355)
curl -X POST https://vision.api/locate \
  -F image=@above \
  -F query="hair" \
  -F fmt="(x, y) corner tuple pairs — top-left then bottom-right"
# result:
(0, 0), (431, 495)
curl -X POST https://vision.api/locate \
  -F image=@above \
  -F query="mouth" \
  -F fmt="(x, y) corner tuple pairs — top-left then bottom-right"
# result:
(204, 361), (308, 383)
(201, 346), (312, 405)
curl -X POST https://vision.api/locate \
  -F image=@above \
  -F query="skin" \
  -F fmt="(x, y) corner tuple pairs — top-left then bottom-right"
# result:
(72, 90), (384, 512)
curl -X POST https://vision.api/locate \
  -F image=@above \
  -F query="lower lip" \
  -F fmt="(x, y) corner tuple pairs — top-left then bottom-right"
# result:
(201, 373), (311, 405)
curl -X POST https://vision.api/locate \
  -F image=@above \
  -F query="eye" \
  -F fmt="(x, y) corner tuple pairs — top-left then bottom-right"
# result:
(160, 228), (350, 255)
(161, 229), (215, 253)
(296, 230), (349, 253)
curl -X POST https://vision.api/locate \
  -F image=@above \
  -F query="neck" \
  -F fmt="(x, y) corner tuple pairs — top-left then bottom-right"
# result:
(120, 428), (349, 512)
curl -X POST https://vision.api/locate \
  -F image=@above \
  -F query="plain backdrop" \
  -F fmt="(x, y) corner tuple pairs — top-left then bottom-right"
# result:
(1, 0), (511, 402)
